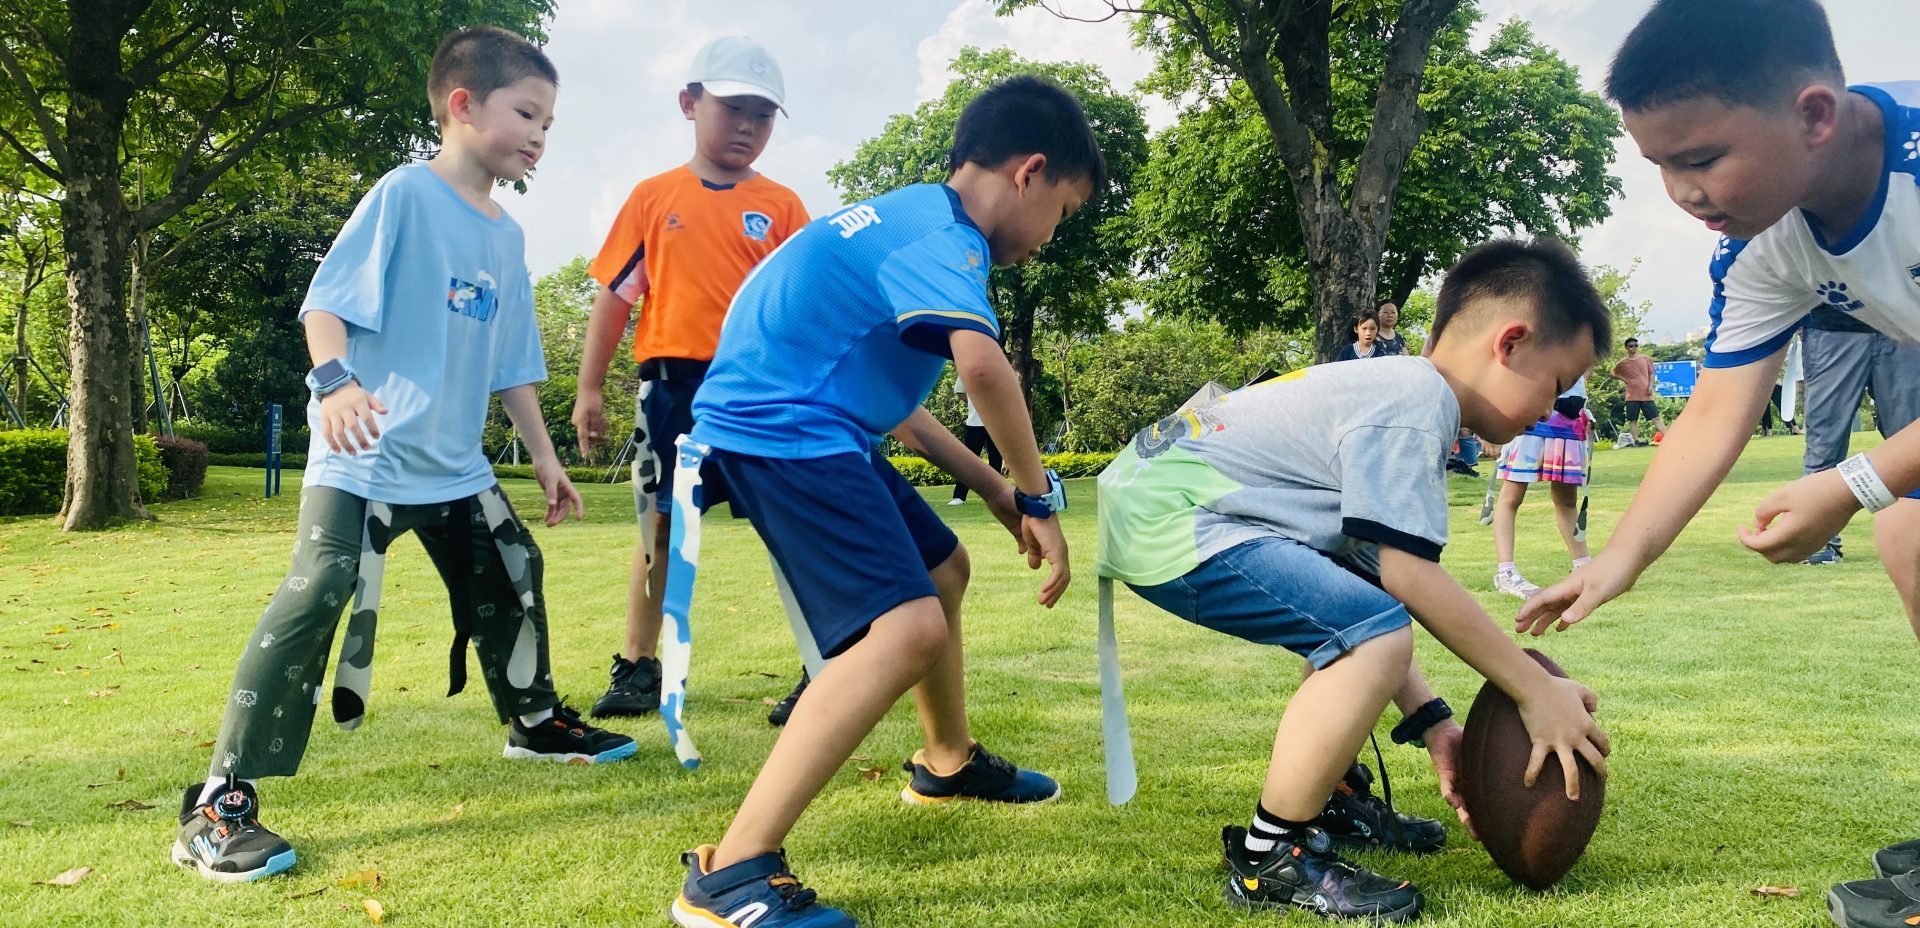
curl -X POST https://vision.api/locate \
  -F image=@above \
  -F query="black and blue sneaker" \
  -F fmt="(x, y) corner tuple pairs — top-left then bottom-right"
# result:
(1313, 762), (1447, 854)
(591, 653), (661, 718)
(504, 702), (638, 764)
(900, 742), (1060, 805)
(671, 845), (855, 927)
(170, 778), (297, 883)
(1222, 824), (1423, 923)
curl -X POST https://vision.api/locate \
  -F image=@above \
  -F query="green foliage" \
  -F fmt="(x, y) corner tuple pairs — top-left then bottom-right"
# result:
(1058, 317), (1308, 452)
(491, 463), (631, 485)
(0, 429), (66, 516)
(152, 435), (209, 501)
(132, 435), (167, 505)
(828, 46), (1149, 407)
(888, 451), (1116, 488)
(174, 422), (311, 456)
(208, 452), (307, 469)
(1130, 10), (1622, 333)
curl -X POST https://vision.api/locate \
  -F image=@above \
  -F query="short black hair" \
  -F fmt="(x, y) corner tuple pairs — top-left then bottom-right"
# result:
(429, 25), (559, 128)
(1606, 0), (1843, 112)
(949, 75), (1107, 194)
(1350, 307), (1381, 340)
(1430, 238), (1612, 358)
(1624, 337), (1640, 346)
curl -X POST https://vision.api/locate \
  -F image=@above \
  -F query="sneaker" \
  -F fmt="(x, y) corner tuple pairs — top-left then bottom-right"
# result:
(1221, 824), (1423, 923)
(170, 779), (296, 883)
(767, 669), (810, 728)
(1803, 544), (1840, 566)
(946, 497), (965, 506)
(505, 703), (638, 764)
(1313, 763), (1446, 854)
(1828, 872), (1920, 928)
(592, 653), (662, 718)
(1874, 838), (1920, 879)
(900, 743), (1060, 805)
(672, 845), (855, 927)
(1494, 568), (1541, 600)
(1615, 434), (1636, 449)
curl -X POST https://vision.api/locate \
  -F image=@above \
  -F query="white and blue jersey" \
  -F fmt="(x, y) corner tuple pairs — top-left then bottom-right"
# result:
(1704, 81), (1920, 368)
(690, 184), (999, 459)
(298, 163), (545, 503)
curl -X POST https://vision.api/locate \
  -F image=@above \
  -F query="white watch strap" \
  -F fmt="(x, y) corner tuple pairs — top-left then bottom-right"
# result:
(1837, 453), (1897, 513)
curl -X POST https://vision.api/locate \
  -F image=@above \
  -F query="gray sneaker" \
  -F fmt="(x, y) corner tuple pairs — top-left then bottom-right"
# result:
(171, 779), (296, 883)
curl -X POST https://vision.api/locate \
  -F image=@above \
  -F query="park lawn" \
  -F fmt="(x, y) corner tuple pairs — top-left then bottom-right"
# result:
(1, 435), (1916, 927)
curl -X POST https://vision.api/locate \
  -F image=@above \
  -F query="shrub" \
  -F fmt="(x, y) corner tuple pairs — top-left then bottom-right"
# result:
(0, 429), (67, 516)
(884, 451), (1117, 488)
(154, 435), (211, 500)
(133, 435), (167, 503)
(174, 421), (311, 455)
(209, 452), (307, 469)
(493, 463), (629, 485)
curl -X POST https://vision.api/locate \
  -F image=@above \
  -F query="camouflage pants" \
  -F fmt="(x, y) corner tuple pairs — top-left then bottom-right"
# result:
(208, 484), (557, 780)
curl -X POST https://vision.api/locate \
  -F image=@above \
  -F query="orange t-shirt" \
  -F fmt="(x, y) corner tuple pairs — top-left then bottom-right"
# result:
(588, 166), (809, 364)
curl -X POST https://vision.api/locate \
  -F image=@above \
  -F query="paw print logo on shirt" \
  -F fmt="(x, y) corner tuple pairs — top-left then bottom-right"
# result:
(1906, 130), (1920, 162)
(1818, 280), (1865, 312)
(1714, 237), (1733, 260)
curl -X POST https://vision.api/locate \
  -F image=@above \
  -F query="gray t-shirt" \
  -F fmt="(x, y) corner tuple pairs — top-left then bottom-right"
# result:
(1097, 356), (1460, 585)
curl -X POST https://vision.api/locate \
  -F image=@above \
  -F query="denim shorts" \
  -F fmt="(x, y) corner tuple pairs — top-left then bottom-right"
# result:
(1127, 536), (1411, 669)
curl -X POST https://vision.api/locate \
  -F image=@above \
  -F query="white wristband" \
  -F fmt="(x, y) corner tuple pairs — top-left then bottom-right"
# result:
(1837, 453), (1897, 513)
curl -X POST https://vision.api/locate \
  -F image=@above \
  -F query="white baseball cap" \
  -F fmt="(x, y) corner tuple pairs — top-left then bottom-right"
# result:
(687, 36), (786, 114)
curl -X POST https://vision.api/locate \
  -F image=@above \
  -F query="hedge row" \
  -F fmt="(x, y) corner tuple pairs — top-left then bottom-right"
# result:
(174, 421), (311, 456)
(886, 451), (1116, 488)
(0, 429), (180, 516)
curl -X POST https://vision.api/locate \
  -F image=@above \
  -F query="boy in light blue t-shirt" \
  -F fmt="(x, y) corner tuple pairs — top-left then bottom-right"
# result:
(169, 26), (634, 886)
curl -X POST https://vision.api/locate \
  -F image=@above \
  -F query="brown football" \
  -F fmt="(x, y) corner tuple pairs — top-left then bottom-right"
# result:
(1457, 648), (1605, 890)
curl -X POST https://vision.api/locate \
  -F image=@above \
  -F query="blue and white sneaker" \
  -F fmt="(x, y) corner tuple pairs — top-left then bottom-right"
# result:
(170, 779), (297, 883)
(504, 703), (637, 764)
(671, 845), (856, 927)
(900, 742), (1060, 805)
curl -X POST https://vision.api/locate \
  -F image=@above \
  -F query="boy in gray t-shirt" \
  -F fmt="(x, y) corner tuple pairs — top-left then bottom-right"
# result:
(1096, 239), (1614, 921)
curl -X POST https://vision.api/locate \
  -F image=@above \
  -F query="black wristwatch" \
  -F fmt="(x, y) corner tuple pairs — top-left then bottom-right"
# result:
(1390, 697), (1454, 748)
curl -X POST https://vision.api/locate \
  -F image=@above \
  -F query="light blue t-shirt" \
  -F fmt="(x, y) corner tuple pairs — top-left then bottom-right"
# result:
(297, 163), (545, 503)
(690, 184), (1000, 459)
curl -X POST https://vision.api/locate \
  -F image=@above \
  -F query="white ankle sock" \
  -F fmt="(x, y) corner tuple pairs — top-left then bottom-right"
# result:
(518, 708), (554, 727)
(1497, 562), (1516, 575)
(1571, 556), (1592, 568)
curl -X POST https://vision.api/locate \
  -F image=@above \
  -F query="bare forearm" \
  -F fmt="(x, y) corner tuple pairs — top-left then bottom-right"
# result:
(893, 406), (1006, 497)
(499, 384), (560, 465)
(302, 312), (349, 367)
(1868, 418), (1920, 497)
(1381, 550), (1550, 701)
(1392, 659), (1442, 716)
(1605, 353), (1783, 571)
(951, 333), (1046, 495)
(576, 287), (634, 394)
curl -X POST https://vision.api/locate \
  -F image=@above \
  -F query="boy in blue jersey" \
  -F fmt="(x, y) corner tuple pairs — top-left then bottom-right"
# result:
(668, 76), (1093, 928)
(169, 26), (634, 885)
(1515, 2), (1920, 923)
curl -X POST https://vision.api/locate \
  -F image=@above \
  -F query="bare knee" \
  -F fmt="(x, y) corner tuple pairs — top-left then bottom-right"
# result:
(873, 598), (951, 671)
(930, 542), (971, 593)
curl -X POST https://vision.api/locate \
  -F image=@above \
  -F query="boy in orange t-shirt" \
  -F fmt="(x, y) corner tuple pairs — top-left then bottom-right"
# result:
(572, 36), (809, 719)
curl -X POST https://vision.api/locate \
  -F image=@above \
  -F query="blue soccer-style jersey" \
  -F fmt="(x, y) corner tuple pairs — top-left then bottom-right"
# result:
(1703, 81), (1920, 368)
(690, 183), (1000, 458)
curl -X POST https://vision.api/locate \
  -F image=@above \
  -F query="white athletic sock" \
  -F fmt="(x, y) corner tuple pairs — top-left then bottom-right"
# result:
(197, 778), (256, 807)
(1497, 562), (1516, 575)
(518, 708), (554, 727)
(1571, 556), (1592, 569)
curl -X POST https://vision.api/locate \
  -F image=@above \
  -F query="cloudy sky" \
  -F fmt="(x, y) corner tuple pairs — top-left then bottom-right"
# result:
(511, 0), (1919, 341)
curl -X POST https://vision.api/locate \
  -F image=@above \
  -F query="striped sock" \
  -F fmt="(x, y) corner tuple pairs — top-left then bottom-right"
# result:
(1245, 803), (1309, 855)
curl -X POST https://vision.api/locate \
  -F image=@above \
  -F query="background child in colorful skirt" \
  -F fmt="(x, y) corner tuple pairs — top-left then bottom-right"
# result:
(1492, 378), (1593, 598)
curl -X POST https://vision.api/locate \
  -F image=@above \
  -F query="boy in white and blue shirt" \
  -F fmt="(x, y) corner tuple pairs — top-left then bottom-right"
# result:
(1518, 2), (1920, 923)
(171, 26), (633, 887)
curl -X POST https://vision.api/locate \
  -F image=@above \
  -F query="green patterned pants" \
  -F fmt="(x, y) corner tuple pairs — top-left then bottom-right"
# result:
(208, 484), (557, 780)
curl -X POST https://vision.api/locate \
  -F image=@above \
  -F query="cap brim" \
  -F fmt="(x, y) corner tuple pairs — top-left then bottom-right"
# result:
(698, 80), (787, 114)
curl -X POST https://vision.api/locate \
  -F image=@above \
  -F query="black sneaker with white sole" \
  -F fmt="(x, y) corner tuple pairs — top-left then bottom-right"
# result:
(170, 778), (296, 883)
(1222, 824), (1423, 923)
(1874, 838), (1920, 879)
(505, 703), (638, 764)
(591, 653), (662, 718)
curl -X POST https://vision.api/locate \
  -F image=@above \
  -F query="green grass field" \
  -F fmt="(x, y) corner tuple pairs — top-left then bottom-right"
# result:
(3, 435), (1916, 927)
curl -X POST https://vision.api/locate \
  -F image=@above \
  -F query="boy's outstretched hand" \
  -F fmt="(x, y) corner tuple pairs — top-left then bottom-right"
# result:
(1738, 469), (1858, 563)
(319, 383), (388, 455)
(1515, 553), (1635, 636)
(532, 458), (585, 527)
(1022, 514), (1070, 607)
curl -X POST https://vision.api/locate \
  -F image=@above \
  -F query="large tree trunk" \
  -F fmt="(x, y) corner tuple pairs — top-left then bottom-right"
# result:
(1001, 298), (1042, 410)
(59, 25), (148, 529)
(1302, 203), (1381, 363)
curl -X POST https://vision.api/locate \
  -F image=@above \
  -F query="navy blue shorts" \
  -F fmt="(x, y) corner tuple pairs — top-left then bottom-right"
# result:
(713, 449), (961, 658)
(637, 364), (729, 515)
(1127, 536), (1411, 669)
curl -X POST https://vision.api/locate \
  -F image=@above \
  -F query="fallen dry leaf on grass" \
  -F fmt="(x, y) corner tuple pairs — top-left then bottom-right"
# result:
(284, 885), (327, 899)
(858, 765), (888, 782)
(105, 799), (154, 811)
(36, 867), (90, 887)
(363, 899), (386, 923)
(1750, 885), (1799, 898)
(335, 869), (382, 891)
(11, 819), (33, 827)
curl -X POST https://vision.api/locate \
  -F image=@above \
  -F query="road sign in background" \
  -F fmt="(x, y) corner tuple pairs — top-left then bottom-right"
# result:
(1653, 361), (1698, 399)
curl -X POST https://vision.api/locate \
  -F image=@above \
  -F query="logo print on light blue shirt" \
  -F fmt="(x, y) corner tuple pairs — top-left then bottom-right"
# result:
(741, 211), (772, 242)
(447, 271), (498, 322)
